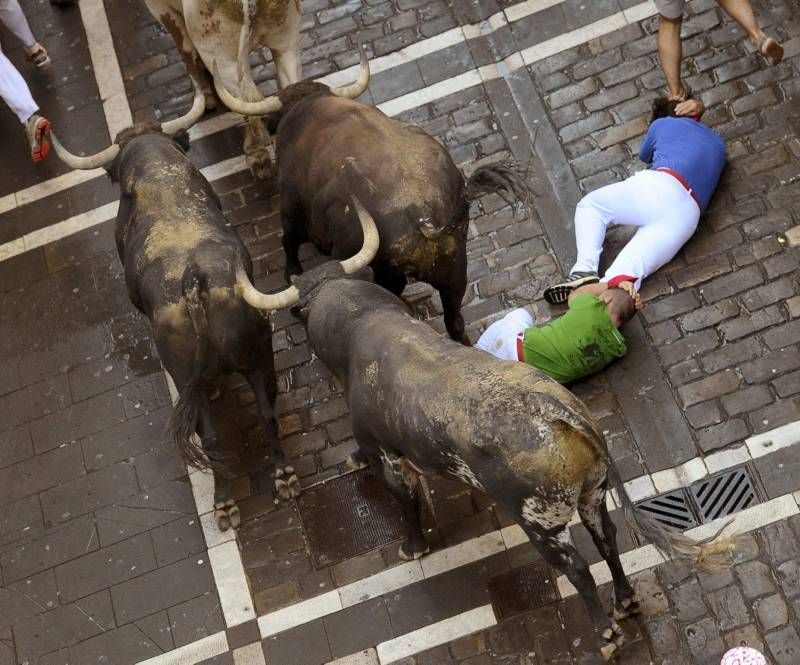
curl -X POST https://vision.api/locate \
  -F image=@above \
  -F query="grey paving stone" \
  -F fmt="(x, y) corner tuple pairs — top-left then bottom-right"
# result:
(55, 531), (156, 603)
(0, 425), (32, 470)
(112, 557), (215, 625)
(755, 594), (789, 630)
(765, 625), (800, 665)
(40, 460), (139, 526)
(69, 623), (162, 665)
(324, 598), (393, 658)
(167, 591), (225, 648)
(1, 514), (97, 583)
(263, 617), (331, 665)
(735, 561), (777, 599)
(150, 516), (206, 567)
(707, 585), (750, 631)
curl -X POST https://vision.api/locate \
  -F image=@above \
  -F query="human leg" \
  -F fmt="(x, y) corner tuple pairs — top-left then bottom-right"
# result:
(544, 176), (649, 304)
(716, 0), (783, 64)
(657, 14), (685, 99)
(0, 48), (37, 121)
(602, 172), (700, 288)
(0, 0), (36, 49)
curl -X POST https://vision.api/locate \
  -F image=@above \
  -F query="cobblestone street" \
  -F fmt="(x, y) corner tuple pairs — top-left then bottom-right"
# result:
(0, 0), (799, 663)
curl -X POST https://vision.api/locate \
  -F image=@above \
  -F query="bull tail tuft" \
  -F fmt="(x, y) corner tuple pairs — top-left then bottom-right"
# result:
(605, 456), (737, 573)
(166, 266), (230, 474)
(464, 161), (533, 215)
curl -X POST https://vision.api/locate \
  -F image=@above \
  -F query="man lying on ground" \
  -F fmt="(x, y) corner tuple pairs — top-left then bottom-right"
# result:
(475, 281), (642, 383)
(543, 96), (727, 305)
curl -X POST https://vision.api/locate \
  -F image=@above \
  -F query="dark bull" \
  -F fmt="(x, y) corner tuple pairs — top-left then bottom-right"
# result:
(283, 265), (735, 661)
(215, 50), (530, 344)
(49, 82), (300, 529)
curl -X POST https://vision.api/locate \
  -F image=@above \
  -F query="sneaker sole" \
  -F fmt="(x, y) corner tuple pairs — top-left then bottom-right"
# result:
(543, 275), (599, 305)
(32, 119), (51, 163)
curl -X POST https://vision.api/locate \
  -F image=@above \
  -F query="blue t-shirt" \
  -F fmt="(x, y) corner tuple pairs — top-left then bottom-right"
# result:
(638, 117), (727, 213)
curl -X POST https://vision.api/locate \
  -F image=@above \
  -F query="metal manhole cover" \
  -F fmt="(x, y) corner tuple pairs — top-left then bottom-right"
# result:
(689, 466), (758, 524)
(488, 561), (559, 620)
(636, 489), (698, 532)
(297, 469), (406, 568)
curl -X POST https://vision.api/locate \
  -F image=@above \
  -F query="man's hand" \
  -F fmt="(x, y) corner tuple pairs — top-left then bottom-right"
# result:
(675, 98), (705, 117)
(618, 281), (643, 311)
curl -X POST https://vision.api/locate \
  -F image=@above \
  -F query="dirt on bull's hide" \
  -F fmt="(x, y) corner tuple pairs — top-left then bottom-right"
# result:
(216, 0), (294, 29)
(388, 233), (458, 275)
(508, 422), (600, 487)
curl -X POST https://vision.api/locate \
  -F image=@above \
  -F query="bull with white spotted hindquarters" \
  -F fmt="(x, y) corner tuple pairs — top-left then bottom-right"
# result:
(237, 221), (736, 659)
(142, 0), (302, 178)
(214, 48), (530, 344)
(48, 82), (302, 530)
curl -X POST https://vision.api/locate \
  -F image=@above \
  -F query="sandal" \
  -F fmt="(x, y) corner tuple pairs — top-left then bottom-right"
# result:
(26, 44), (51, 68)
(756, 34), (783, 66)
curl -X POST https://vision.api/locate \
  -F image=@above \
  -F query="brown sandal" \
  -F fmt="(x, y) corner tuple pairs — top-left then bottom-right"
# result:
(26, 44), (51, 68)
(756, 34), (784, 66)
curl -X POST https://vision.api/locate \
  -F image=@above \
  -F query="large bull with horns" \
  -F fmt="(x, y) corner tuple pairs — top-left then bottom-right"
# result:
(215, 50), (530, 344)
(141, 0), (305, 179)
(50, 82), (358, 528)
(236, 252), (735, 660)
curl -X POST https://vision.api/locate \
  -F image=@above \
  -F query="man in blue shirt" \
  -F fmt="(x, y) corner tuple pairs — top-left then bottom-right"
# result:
(544, 97), (728, 304)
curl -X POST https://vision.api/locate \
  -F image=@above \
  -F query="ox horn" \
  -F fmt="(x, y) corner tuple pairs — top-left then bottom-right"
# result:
(161, 77), (206, 134)
(51, 78), (205, 171)
(329, 45), (370, 99)
(236, 195), (379, 311)
(213, 60), (283, 116)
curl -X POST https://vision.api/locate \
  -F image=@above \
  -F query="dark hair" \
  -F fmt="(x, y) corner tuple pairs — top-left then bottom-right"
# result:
(651, 97), (679, 121)
(605, 288), (636, 326)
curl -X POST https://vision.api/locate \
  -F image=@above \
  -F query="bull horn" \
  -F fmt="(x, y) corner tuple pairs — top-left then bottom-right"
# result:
(236, 268), (299, 311)
(50, 133), (120, 171)
(161, 77), (206, 134)
(213, 60), (283, 116)
(340, 195), (379, 273)
(329, 46), (370, 99)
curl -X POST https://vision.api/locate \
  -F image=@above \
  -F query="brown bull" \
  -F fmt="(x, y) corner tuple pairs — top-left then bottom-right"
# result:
(215, 51), (530, 344)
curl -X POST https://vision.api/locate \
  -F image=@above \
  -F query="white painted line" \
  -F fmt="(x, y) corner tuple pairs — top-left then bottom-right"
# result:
(200, 155), (249, 182)
(500, 524), (528, 549)
(520, 12), (629, 66)
(745, 420), (800, 459)
(189, 469), (216, 517)
(326, 648), (380, 665)
(378, 69), (485, 118)
(208, 540), (257, 627)
(0, 194), (14, 215)
(704, 444), (751, 475)
(258, 590), (342, 638)
(557, 544), (664, 597)
(21, 201), (118, 254)
(623, 0), (658, 24)
(376, 604), (497, 664)
(135, 632), (229, 665)
(200, 511), (236, 548)
(338, 561), (424, 608)
(504, 0), (565, 23)
(420, 530), (505, 577)
(621, 474), (657, 503)
(0, 238), (25, 263)
(233, 642), (267, 665)
(651, 457), (708, 494)
(78, 0), (132, 138)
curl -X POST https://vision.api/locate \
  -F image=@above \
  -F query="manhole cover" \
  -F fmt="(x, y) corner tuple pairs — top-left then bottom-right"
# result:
(488, 560), (558, 620)
(636, 490), (698, 532)
(689, 466), (758, 524)
(297, 469), (406, 568)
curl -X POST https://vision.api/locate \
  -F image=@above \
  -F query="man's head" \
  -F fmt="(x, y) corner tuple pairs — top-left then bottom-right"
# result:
(651, 97), (680, 121)
(598, 288), (636, 328)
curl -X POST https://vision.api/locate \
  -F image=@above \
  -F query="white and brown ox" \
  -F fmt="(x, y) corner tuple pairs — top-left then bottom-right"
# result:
(143, 0), (303, 178)
(46, 84), (381, 530)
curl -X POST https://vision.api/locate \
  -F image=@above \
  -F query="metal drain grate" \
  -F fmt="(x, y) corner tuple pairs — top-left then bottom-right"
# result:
(297, 469), (406, 569)
(689, 466), (757, 524)
(488, 560), (559, 620)
(636, 489), (698, 532)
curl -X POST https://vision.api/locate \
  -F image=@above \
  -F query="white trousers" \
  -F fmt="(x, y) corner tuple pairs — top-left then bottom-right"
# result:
(0, 0), (38, 123)
(570, 170), (701, 290)
(0, 0), (36, 50)
(475, 308), (534, 361)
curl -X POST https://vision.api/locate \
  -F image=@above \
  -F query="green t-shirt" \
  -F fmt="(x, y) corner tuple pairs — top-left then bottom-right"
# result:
(521, 293), (627, 384)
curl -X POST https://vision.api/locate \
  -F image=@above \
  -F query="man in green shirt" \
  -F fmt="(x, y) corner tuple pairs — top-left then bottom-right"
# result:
(475, 281), (642, 384)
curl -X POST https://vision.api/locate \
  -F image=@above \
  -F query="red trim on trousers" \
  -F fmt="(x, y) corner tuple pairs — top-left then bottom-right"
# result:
(655, 167), (701, 210)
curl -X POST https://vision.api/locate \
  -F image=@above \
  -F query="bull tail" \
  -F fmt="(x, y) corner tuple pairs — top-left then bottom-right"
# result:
(166, 266), (227, 473)
(464, 161), (532, 215)
(606, 461), (736, 572)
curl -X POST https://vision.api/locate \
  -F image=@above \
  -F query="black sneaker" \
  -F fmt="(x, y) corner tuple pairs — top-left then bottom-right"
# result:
(543, 271), (599, 305)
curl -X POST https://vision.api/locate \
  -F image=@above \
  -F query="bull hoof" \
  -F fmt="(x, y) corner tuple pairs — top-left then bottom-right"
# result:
(214, 500), (241, 531)
(599, 622), (625, 661)
(346, 453), (368, 471)
(398, 543), (430, 561)
(246, 152), (273, 180)
(599, 642), (618, 661)
(613, 594), (641, 621)
(274, 465), (301, 501)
